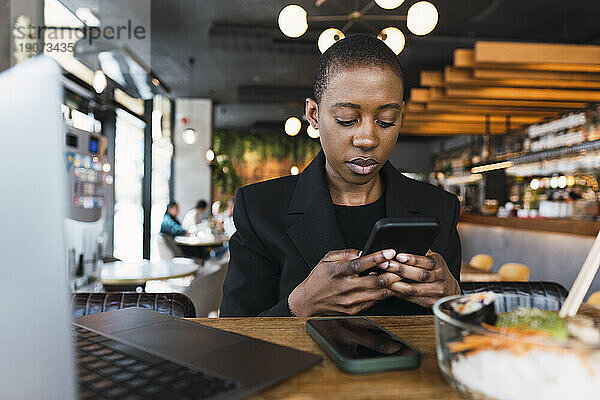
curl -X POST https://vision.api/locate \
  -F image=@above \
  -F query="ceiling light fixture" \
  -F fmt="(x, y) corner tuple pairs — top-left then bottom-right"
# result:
(278, 5), (308, 38)
(307, 125), (320, 139)
(182, 128), (198, 145)
(374, 0), (405, 9)
(206, 149), (215, 161)
(278, 0), (438, 55)
(92, 70), (107, 93)
(406, 1), (439, 35)
(285, 117), (301, 136)
(377, 27), (405, 55)
(318, 28), (345, 53)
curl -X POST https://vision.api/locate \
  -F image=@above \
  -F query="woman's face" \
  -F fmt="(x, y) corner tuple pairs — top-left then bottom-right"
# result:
(306, 65), (403, 186)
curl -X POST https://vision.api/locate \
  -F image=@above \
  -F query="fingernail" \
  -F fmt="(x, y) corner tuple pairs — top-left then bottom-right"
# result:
(380, 261), (389, 269)
(383, 249), (396, 260)
(396, 254), (408, 262)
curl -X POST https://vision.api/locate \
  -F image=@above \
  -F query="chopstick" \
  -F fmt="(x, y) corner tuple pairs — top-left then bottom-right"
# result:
(559, 230), (600, 318)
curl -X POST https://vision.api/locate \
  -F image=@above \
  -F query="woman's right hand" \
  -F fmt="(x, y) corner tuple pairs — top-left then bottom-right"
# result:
(287, 249), (401, 317)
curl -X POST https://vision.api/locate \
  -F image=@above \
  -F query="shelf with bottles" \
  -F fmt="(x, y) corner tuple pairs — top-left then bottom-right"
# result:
(501, 169), (600, 220)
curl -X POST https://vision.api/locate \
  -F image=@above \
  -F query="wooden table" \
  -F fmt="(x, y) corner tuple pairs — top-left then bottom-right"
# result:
(188, 316), (462, 399)
(100, 259), (199, 290)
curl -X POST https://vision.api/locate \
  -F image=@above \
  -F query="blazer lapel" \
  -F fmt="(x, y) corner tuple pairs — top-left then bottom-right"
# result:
(286, 151), (345, 270)
(285, 153), (424, 270)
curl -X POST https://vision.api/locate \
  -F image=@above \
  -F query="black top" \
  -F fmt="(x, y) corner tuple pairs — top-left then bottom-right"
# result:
(220, 150), (462, 317)
(334, 192), (386, 250)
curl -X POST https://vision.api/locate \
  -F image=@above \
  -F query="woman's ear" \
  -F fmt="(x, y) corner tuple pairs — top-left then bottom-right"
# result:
(305, 97), (319, 129)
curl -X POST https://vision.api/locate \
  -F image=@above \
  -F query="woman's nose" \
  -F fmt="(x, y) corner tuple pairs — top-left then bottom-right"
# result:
(352, 123), (379, 151)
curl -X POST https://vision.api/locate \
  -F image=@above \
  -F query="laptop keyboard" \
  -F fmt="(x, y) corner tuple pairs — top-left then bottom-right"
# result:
(74, 325), (239, 399)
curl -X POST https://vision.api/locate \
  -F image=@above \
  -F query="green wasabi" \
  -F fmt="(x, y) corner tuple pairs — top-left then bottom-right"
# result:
(496, 307), (568, 340)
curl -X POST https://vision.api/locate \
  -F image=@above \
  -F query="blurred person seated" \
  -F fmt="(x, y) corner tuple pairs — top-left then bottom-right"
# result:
(160, 201), (187, 237)
(223, 198), (236, 237)
(182, 199), (209, 233)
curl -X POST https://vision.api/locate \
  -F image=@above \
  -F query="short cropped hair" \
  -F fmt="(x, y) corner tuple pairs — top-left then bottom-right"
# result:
(312, 34), (404, 104)
(195, 200), (208, 209)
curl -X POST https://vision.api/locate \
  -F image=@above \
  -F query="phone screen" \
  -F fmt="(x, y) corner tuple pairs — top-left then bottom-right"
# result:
(307, 318), (419, 360)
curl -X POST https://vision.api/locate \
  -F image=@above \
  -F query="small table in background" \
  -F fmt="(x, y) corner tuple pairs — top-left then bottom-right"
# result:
(174, 234), (229, 259)
(100, 259), (199, 291)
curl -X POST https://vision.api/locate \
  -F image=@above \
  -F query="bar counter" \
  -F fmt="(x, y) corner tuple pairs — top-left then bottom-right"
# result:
(460, 214), (600, 237)
(458, 216), (600, 295)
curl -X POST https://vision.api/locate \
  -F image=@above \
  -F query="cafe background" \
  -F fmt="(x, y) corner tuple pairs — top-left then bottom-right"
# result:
(3, 0), (600, 295)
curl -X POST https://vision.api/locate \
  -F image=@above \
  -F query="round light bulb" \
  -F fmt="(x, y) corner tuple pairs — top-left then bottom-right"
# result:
(290, 165), (299, 175)
(102, 163), (111, 173)
(374, 0), (405, 10)
(92, 70), (107, 94)
(530, 179), (540, 190)
(550, 176), (559, 189)
(205, 149), (215, 161)
(285, 117), (301, 136)
(278, 5), (308, 38)
(307, 125), (320, 139)
(182, 128), (198, 145)
(377, 27), (405, 55)
(317, 28), (345, 53)
(558, 176), (567, 189)
(407, 1), (438, 36)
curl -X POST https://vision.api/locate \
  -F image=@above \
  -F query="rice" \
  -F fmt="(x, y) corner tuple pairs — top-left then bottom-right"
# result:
(451, 349), (600, 400)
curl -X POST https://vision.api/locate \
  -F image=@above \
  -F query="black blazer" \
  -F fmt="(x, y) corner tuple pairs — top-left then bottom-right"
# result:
(221, 150), (461, 317)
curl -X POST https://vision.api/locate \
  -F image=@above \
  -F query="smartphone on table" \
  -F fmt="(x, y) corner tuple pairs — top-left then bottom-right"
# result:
(306, 316), (421, 374)
(359, 217), (441, 276)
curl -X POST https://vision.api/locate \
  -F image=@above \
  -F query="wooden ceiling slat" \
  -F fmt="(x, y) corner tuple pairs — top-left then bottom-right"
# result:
(420, 71), (444, 87)
(444, 67), (600, 89)
(454, 49), (600, 73)
(401, 122), (511, 134)
(446, 86), (600, 102)
(410, 88), (430, 102)
(474, 41), (600, 66)
(474, 68), (600, 82)
(421, 103), (558, 116)
(454, 49), (474, 67)
(425, 98), (588, 109)
(403, 113), (542, 124)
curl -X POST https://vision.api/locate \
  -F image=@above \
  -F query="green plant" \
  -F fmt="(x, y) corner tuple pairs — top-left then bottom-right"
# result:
(212, 129), (321, 199)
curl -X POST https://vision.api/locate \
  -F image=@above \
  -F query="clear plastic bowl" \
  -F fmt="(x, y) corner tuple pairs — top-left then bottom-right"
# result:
(433, 294), (600, 400)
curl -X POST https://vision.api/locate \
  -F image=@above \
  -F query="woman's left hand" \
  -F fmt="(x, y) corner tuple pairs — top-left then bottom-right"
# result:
(379, 250), (460, 308)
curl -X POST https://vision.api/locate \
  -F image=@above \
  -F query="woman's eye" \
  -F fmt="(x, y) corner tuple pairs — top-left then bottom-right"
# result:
(377, 121), (396, 128)
(335, 119), (357, 127)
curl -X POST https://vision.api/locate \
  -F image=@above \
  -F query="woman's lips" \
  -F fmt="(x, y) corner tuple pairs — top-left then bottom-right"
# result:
(346, 158), (379, 175)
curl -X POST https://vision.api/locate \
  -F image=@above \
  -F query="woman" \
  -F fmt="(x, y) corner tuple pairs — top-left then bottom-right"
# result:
(221, 35), (461, 317)
(160, 201), (186, 237)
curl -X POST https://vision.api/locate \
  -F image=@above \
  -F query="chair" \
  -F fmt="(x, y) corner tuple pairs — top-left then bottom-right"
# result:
(469, 254), (493, 272)
(498, 263), (530, 281)
(587, 291), (600, 305)
(460, 281), (568, 312)
(178, 258), (229, 317)
(157, 233), (186, 259)
(71, 292), (196, 318)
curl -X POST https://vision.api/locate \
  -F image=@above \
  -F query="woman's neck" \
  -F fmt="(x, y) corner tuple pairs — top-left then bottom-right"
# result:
(325, 161), (384, 206)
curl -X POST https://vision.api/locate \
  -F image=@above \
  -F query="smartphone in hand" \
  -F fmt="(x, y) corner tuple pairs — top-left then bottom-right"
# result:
(359, 217), (441, 276)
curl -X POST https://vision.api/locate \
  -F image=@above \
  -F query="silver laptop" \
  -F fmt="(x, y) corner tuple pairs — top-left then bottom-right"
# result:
(0, 56), (320, 400)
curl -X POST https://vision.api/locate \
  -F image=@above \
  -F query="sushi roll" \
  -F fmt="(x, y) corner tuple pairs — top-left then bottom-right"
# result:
(451, 292), (497, 325)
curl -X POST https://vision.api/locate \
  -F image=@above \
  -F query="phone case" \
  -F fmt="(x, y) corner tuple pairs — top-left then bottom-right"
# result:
(305, 316), (421, 374)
